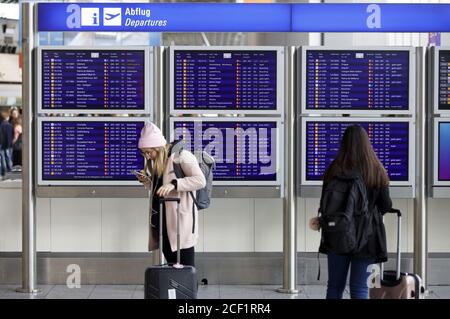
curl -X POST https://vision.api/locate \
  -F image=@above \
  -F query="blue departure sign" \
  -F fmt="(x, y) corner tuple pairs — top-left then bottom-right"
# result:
(37, 3), (450, 33)
(305, 50), (410, 111)
(305, 121), (409, 182)
(173, 50), (277, 111)
(37, 3), (290, 32)
(172, 120), (278, 183)
(40, 120), (144, 182)
(40, 49), (146, 112)
(291, 4), (450, 32)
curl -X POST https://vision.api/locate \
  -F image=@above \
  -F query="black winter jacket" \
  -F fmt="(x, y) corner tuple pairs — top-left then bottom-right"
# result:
(319, 181), (393, 263)
(0, 120), (13, 149)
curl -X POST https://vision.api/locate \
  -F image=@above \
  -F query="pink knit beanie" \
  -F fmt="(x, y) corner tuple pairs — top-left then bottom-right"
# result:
(138, 122), (167, 149)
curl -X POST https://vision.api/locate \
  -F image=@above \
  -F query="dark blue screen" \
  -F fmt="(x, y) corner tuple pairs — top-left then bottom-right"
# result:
(174, 50), (277, 111)
(306, 50), (409, 111)
(439, 122), (450, 181)
(41, 121), (144, 181)
(173, 121), (277, 182)
(439, 50), (450, 110)
(41, 50), (145, 110)
(305, 121), (409, 181)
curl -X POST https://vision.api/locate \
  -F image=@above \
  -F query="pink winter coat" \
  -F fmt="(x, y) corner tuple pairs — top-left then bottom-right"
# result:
(148, 149), (206, 252)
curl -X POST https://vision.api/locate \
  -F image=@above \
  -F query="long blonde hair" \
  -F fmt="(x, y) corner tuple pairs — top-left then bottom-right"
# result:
(144, 144), (170, 178)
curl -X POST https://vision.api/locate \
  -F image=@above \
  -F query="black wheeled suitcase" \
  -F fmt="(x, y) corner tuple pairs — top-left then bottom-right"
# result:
(144, 197), (197, 299)
(369, 209), (424, 299)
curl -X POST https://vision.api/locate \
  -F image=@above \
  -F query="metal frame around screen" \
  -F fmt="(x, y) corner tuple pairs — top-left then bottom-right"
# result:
(432, 46), (450, 115)
(169, 117), (284, 187)
(300, 117), (415, 187)
(37, 117), (147, 186)
(300, 46), (416, 116)
(169, 46), (284, 115)
(36, 46), (152, 116)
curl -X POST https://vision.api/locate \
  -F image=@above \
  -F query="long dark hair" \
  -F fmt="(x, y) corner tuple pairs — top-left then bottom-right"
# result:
(323, 125), (389, 188)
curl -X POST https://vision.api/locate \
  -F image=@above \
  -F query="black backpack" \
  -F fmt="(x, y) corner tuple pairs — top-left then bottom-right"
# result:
(318, 174), (372, 255)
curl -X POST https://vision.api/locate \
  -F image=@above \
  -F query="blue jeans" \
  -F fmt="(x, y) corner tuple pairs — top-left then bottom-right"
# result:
(0, 148), (13, 177)
(326, 253), (374, 299)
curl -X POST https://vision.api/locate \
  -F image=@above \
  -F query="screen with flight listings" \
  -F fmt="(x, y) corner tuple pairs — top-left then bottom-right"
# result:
(438, 50), (450, 110)
(304, 120), (410, 182)
(40, 120), (144, 182)
(173, 50), (278, 111)
(41, 49), (146, 111)
(305, 50), (410, 111)
(172, 120), (278, 182)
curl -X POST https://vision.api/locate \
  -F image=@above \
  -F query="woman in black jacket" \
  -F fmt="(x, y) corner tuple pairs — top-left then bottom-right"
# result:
(313, 125), (392, 299)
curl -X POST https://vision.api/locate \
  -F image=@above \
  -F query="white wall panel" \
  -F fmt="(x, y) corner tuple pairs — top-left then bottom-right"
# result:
(203, 199), (254, 252)
(0, 189), (21, 251)
(297, 198), (308, 252)
(428, 199), (450, 252)
(51, 198), (101, 252)
(255, 199), (283, 252)
(101, 199), (148, 252)
(36, 198), (51, 252)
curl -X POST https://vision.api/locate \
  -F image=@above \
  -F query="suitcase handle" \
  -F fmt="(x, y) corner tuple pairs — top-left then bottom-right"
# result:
(381, 208), (402, 281)
(386, 208), (402, 217)
(158, 197), (183, 268)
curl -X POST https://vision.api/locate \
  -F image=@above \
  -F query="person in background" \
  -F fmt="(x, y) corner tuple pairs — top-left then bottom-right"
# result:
(12, 116), (22, 166)
(0, 110), (14, 178)
(9, 106), (19, 124)
(310, 125), (392, 299)
(136, 121), (206, 267)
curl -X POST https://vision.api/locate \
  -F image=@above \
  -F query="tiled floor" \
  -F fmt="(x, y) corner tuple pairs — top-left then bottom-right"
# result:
(0, 284), (447, 299)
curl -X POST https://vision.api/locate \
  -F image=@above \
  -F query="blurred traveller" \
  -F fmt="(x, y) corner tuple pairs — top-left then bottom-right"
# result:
(9, 106), (19, 124)
(310, 125), (392, 299)
(136, 122), (205, 267)
(0, 110), (14, 178)
(12, 116), (22, 166)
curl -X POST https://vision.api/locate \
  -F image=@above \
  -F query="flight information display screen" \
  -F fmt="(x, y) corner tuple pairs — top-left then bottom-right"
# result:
(305, 50), (410, 111)
(40, 120), (144, 182)
(40, 49), (146, 111)
(438, 50), (450, 110)
(173, 50), (277, 111)
(304, 121), (409, 182)
(439, 122), (450, 181)
(172, 120), (278, 182)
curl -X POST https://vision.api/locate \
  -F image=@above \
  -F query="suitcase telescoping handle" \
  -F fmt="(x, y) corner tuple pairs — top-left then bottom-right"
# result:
(381, 208), (402, 281)
(158, 197), (183, 268)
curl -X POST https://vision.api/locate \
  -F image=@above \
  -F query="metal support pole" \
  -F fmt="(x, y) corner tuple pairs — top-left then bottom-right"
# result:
(154, 46), (164, 131)
(151, 46), (165, 266)
(414, 47), (428, 293)
(277, 46), (298, 294)
(17, 2), (40, 294)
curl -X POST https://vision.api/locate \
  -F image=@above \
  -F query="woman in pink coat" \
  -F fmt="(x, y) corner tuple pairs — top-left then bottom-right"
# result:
(137, 122), (206, 267)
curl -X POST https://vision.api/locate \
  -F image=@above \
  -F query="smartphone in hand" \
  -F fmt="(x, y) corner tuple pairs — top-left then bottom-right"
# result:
(131, 170), (151, 182)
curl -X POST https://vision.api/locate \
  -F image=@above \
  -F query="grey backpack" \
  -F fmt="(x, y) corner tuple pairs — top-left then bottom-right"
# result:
(171, 141), (215, 211)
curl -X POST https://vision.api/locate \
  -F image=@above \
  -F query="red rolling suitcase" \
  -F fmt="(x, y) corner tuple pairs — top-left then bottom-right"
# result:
(144, 197), (197, 299)
(369, 209), (424, 299)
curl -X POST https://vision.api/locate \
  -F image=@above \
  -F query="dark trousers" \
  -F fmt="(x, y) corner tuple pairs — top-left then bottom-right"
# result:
(12, 148), (21, 166)
(161, 211), (195, 267)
